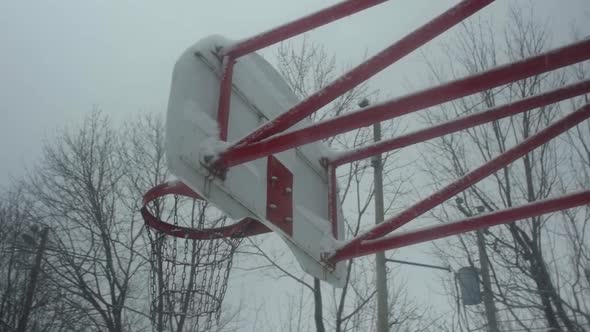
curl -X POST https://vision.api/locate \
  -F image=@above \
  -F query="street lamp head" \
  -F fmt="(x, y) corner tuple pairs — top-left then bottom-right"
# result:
(21, 233), (37, 246)
(358, 98), (370, 108)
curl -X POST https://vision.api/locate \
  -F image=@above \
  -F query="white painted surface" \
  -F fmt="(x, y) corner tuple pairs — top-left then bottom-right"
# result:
(166, 35), (345, 287)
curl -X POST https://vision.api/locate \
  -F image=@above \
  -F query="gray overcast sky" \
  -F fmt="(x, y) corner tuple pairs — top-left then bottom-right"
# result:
(1, 0), (589, 330)
(1, 0), (588, 184)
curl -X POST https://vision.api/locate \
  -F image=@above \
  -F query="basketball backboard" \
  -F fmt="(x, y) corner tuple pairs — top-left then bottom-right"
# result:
(146, 0), (590, 290)
(166, 35), (346, 287)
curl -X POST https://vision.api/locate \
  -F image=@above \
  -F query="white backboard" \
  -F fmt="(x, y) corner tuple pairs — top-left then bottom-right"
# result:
(166, 35), (346, 287)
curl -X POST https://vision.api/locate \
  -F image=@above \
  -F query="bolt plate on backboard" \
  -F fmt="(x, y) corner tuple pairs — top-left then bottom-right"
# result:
(266, 156), (293, 236)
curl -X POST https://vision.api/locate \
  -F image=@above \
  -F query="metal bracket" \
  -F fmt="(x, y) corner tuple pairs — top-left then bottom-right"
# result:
(266, 156), (293, 236)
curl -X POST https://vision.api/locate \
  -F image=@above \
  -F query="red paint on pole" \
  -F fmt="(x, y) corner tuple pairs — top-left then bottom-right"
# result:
(329, 190), (590, 261)
(233, 0), (494, 146)
(329, 103), (590, 261)
(224, 0), (387, 59)
(217, 56), (235, 141)
(328, 165), (339, 238)
(216, 40), (590, 168)
(280, 40), (590, 148)
(332, 79), (590, 165)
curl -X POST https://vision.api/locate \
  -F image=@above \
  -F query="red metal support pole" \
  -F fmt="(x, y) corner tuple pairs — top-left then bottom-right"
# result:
(218, 56), (235, 141)
(279, 39), (590, 146)
(217, 40), (590, 167)
(216, 39), (590, 168)
(328, 190), (590, 262)
(331, 80), (590, 165)
(223, 0), (388, 59)
(232, 0), (494, 146)
(327, 164), (339, 238)
(328, 103), (590, 262)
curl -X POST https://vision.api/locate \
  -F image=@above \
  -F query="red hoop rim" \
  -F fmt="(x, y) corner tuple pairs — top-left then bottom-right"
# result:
(141, 181), (270, 239)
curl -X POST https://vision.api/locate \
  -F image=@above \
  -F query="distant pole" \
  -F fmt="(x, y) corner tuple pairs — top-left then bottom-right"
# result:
(361, 98), (389, 332)
(17, 227), (49, 332)
(456, 201), (499, 332)
(476, 229), (500, 332)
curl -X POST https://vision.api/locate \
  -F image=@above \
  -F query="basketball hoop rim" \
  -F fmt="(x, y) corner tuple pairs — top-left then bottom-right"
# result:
(141, 181), (270, 239)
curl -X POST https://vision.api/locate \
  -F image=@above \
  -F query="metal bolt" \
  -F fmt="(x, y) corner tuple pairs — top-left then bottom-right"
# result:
(285, 187), (292, 193)
(285, 217), (293, 222)
(358, 98), (370, 108)
(269, 204), (277, 209)
(271, 176), (278, 181)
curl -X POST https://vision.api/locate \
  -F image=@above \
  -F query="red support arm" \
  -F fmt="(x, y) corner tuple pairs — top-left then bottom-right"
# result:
(327, 165), (339, 238)
(232, 0), (494, 146)
(328, 190), (590, 262)
(328, 103), (590, 262)
(331, 79), (590, 165)
(217, 56), (235, 141)
(216, 39), (590, 168)
(223, 0), (388, 59)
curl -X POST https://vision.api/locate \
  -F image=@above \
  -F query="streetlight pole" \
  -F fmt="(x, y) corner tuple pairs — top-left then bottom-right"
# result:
(475, 229), (499, 332)
(17, 227), (49, 332)
(456, 200), (499, 332)
(361, 98), (389, 332)
(385, 258), (451, 272)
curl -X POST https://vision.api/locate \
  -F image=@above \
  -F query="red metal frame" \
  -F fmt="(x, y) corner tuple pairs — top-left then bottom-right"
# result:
(328, 103), (590, 262)
(141, 181), (270, 239)
(217, 56), (235, 141)
(231, 0), (494, 147)
(331, 80), (590, 166)
(216, 76), (590, 168)
(222, 0), (388, 59)
(329, 190), (590, 261)
(143, 0), (590, 267)
(216, 0), (388, 141)
(327, 164), (339, 238)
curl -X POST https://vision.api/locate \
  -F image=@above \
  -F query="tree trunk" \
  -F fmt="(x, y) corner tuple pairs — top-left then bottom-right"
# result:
(313, 278), (326, 332)
(16, 227), (49, 332)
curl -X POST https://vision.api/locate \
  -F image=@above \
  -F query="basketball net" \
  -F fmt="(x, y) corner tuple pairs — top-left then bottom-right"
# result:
(144, 194), (240, 332)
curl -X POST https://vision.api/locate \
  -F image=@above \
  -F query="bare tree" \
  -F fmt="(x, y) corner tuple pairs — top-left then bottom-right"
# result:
(419, 5), (589, 331)
(25, 109), (148, 331)
(236, 35), (432, 332)
(0, 186), (34, 331)
(0, 184), (85, 331)
(121, 113), (242, 332)
(2, 99), (245, 332)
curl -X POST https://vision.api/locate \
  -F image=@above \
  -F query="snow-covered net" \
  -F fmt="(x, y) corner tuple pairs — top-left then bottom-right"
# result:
(145, 194), (240, 332)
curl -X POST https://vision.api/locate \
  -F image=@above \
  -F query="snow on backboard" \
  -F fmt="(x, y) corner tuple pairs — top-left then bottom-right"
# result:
(165, 35), (346, 287)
